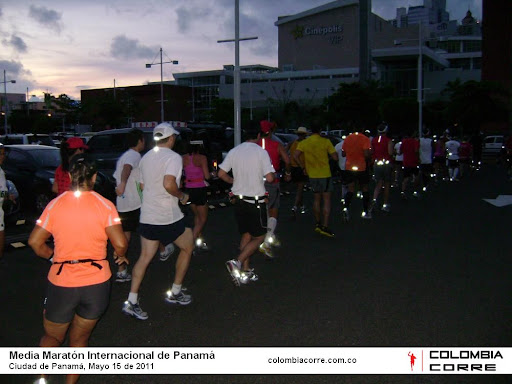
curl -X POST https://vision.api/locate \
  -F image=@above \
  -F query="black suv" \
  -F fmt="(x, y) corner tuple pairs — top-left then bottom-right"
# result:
(86, 126), (192, 172)
(3, 145), (115, 215)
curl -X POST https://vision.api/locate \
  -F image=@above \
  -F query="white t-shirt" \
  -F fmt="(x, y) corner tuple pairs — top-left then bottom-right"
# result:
(445, 140), (461, 160)
(334, 140), (346, 170)
(219, 142), (275, 197)
(394, 142), (403, 161)
(419, 138), (433, 165)
(139, 146), (184, 225)
(114, 149), (142, 212)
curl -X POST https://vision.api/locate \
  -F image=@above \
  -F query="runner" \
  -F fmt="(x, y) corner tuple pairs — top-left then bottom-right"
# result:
(122, 123), (194, 320)
(28, 154), (128, 384)
(458, 136), (473, 179)
(341, 129), (372, 219)
(419, 129), (435, 192)
(257, 120), (291, 258)
(288, 127), (309, 218)
(0, 144), (15, 266)
(219, 127), (275, 286)
(334, 135), (349, 213)
(445, 135), (461, 181)
(182, 139), (212, 251)
(294, 122), (338, 236)
(393, 137), (403, 188)
(371, 123), (393, 213)
(433, 131), (448, 181)
(400, 131), (420, 199)
(113, 128), (144, 283)
(52, 137), (88, 196)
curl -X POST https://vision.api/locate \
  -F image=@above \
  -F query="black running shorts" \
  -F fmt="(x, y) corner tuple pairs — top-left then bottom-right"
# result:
(234, 200), (267, 237)
(186, 187), (207, 206)
(119, 208), (140, 233)
(44, 280), (111, 323)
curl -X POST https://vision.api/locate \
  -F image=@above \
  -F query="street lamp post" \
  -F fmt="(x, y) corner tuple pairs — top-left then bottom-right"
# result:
(217, 0), (258, 147)
(2, 70), (16, 135)
(417, 21), (423, 140)
(146, 48), (178, 123)
(394, 21), (424, 139)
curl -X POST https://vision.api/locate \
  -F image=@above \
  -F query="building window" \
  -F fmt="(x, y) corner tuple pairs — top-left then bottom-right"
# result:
(450, 58), (471, 70)
(462, 40), (482, 53)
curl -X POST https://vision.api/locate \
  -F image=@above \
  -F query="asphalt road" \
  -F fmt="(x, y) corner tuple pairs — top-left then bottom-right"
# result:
(1, 164), (511, 384)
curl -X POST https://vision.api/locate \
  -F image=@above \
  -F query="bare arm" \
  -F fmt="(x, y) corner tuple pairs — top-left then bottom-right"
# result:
(105, 224), (129, 265)
(294, 149), (304, 169)
(52, 181), (58, 195)
(330, 151), (339, 162)
(200, 155), (210, 180)
(388, 140), (394, 156)
(163, 174), (189, 204)
(265, 172), (275, 183)
(218, 169), (233, 184)
(28, 225), (53, 260)
(116, 164), (133, 196)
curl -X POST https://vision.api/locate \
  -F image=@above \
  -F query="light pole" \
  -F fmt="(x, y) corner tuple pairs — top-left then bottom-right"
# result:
(394, 21), (424, 139)
(146, 48), (178, 123)
(217, 0), (257, 147)
(2, 70), (16, 135)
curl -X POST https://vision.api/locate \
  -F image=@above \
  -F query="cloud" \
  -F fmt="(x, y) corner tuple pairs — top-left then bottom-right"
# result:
(110, 35), (158, 60)
(29, 5), (63, 33)
(0, 60), (25, 76)
(2, 35), (28, 53)
(175, 5), (211, 33)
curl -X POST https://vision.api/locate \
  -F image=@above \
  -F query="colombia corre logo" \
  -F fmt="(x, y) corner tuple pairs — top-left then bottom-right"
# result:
(408, 351), (418, 372)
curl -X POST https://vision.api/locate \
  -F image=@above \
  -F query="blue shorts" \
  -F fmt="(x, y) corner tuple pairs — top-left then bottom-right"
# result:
(138, 218), (186, 247)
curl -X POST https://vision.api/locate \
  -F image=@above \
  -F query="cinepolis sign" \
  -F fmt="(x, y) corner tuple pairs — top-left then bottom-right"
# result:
(292, 24), (344, 44)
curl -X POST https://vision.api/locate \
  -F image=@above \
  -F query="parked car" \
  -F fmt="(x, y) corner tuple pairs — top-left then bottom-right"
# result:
(3, 145), (115, 215)
(86, 126), (192, 172)
(483, 135), (504, 154)
(0, 134), (55, 146)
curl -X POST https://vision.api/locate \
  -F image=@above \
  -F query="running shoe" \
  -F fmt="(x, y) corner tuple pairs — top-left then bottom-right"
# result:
(122, 300), (148, 321)
(412, 191), (419, 198)
(240, 269), (259, 284)
(342, 207), (350, 222)
(159, 243), (175, 261)
(115, 270), (132, 283)
(318, 226), (335, 237)
(361, 211), (372, 219)
(381, 204), (391, 213)
(300, 205), (306, 214)
(225, 259), (246, 286)
(165, 290), (192, 305)
(291, 206), (297, 219)
(314, 223), (322, 233)
(265, 233), (281, 247)
(259, 242), (274, 258)
(195, 238), (210, 251)
(400, 191), (407, 200)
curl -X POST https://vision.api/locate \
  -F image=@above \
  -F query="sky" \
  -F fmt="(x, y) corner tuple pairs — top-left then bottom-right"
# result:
(0, 0), (482, 101)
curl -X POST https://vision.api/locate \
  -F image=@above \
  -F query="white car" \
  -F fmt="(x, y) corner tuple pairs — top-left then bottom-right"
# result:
(483, 135), (504, 154)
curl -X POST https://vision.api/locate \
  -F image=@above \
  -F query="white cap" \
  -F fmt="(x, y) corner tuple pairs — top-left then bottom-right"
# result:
(153, 122), (180, 141)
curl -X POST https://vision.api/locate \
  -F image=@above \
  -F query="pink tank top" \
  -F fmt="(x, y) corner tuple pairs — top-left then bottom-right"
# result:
(184, 154), (206, 188)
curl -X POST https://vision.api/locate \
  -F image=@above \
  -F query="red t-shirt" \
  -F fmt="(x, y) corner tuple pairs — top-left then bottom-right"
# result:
(257, 137), (280, 183)
(459, 142), (472, 159)
(54, 165), (71, 196)
(401, 138), (420, 168)
(371, 135), (392, 162)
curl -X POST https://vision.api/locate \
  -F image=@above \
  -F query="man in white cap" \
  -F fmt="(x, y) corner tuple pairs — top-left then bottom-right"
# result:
(122, 123), (194, 320)
(219, 126), (275, 286)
